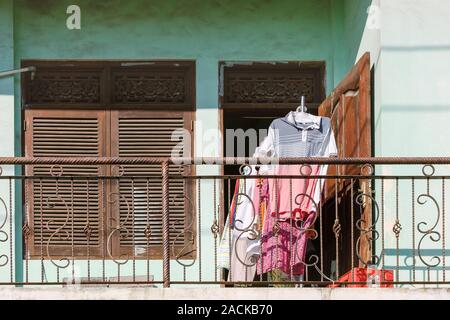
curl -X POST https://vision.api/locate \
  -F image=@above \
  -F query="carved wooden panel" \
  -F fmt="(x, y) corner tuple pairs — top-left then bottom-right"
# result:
(28, 69), (102, 105)
(221, 62), (325, 108)
(22, 61), (195, 110)
(226, 73), (314, 103)
(111, 68), (189, 105)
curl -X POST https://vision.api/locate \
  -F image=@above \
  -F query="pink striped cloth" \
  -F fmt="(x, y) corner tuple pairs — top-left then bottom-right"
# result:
(257, 164), (320, 276)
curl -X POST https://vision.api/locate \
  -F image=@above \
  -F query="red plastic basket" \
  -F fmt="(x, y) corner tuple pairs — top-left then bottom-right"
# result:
(328, 267), (394, 288)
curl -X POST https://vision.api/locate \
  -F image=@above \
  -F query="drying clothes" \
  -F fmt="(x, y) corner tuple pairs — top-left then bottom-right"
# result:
(270, 112), (333, 158)
(217, 131), (274, 279)
(257, 214), (317, 276)
(232, 178), (260, 240)
(268, 164), (321, 220)
(217, 168), (262, 281)
(217, 215), (232, 269)
(245, 178), (269, 258)
(217, 180), (242, 270)
(255, 112), (337, 157)
(228, 237), (257, 282)
(252, 112), (338, 276)
(228, 179), (240, 227)
(253, 112), (337, 175)
(218, 222), (257, 282)
(257, 165), (319, 276)
(220, 111), (338, 280)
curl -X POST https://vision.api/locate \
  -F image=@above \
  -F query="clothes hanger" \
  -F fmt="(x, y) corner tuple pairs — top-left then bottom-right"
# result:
(296, 95), (308, 113)
(294, 96), (320, 124)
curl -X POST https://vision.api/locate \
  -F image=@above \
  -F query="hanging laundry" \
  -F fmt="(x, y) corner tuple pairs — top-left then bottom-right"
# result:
(217, 167), (263, 282)
(253, 111), (337, 277)
(218, 109), (337, 282)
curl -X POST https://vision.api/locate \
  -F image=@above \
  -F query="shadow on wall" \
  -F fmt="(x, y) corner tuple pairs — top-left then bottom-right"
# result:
(382, 248), (450, 273)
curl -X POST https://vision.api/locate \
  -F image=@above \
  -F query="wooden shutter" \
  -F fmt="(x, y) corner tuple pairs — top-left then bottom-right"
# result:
(25, 109), (106, 258)
(109, 110), (195, 259)
(318, 52), (372, 265)
(22, 60), (196, 260)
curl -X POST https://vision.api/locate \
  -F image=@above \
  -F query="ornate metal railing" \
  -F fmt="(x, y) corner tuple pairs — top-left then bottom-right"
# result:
(0, 157), (450, 287)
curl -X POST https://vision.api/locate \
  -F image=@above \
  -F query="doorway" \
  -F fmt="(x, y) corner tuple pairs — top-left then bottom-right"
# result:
(220, 59), (326, 188)
(220, 60), (327, 283)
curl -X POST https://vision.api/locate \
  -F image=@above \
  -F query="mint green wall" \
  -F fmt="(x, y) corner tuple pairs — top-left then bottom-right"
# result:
(331, 0), (372, 83)
(0, 0), (13, 95)
(342, 0), (372, 69)
(13, 0), (336, 106)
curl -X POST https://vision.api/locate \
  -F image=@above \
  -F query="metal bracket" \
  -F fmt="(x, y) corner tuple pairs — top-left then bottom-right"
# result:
(0, 66), (36, 80)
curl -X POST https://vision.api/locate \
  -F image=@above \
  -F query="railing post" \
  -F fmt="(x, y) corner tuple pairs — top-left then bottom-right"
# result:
(161, 161), (170, 288)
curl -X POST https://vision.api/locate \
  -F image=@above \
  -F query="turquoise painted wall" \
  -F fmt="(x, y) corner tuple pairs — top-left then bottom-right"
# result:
(342, 0), (372, 69)
(13, 0), (338, 106)
(1, 0), (372, 284)
(0, 0), (13, 95)
(331, 0), (372, 84)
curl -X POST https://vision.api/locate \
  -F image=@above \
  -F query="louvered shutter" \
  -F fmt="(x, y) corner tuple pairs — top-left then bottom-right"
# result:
(25, 109), (106, 258)
(318, 52), (372, 265)
(109, 110), (195, 259)
(318, 53), (371, 199)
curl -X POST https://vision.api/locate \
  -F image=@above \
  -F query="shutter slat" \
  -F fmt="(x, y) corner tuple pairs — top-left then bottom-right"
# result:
(27, 112), (103, 254)
(116, 113), (190, 247)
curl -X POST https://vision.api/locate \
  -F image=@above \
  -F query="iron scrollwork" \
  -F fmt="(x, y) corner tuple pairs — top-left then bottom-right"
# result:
(233, 192), (260, 268)
(107, 192), (131, 266)
(45, 166), (71, 271)
(0, 165), (8, 267)
(45, 195), (71, 270)
(355, 192), (381, 267)
(416, 164), (442, 268)
(291, 193), (333, 281)
(171, 194), (196, 267)
(0, 196), (9, 267)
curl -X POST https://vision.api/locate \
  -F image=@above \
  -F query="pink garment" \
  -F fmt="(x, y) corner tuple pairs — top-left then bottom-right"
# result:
(257, 164), (320, 276)
(269, 164), (321, 219)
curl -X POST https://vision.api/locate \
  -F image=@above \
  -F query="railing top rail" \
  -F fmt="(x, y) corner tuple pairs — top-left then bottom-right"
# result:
(1, 156), (450, 165)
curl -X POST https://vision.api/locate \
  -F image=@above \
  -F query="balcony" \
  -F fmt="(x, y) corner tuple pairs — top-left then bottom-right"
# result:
(0, 156), (449, 292)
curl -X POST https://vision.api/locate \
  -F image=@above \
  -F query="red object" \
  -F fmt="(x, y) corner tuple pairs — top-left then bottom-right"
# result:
(328, 267), (394, 288)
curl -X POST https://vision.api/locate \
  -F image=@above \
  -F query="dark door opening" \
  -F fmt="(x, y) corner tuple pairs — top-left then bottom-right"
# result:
(223, 107), (327, 283)
(220, 60), (327, 284)
(223, 107), (296, 212)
